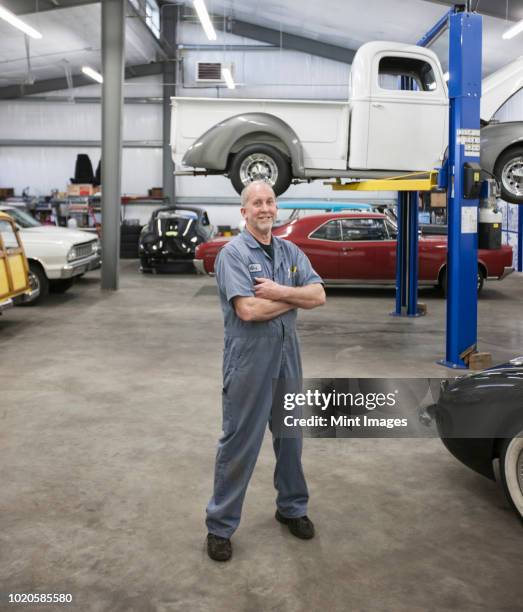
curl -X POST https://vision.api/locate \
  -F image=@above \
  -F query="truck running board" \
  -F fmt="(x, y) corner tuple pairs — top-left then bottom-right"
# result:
(303, 168), (423, 179)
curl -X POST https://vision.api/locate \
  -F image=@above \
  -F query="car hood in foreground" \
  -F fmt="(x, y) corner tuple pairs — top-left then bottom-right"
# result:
(19, 226), (97, 246)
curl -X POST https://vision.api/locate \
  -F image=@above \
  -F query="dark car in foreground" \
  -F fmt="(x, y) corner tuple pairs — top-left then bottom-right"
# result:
(428, 360), (523, 521)
(194, 213), (513, 293)
(139, 206), (214, 273)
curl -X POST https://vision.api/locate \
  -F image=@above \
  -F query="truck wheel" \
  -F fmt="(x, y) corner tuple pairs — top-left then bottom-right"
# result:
(494, 146), (523, 204)
(21, 261), (49, 306)
(229, 144), (291, 196)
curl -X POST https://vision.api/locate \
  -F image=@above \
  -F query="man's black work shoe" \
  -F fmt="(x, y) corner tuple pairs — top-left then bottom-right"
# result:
(206, 533), (232, 562)
(275, 510), (315, 540)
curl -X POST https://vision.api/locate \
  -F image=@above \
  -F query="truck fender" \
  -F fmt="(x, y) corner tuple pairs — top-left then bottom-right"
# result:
(181, 112), (305, 176)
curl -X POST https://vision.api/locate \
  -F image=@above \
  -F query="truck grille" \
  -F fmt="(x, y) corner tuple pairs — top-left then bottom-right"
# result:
(73, 241), (95, 260)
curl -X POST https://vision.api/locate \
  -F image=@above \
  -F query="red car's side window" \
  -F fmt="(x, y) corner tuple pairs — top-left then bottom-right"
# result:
(340, 218), (388, 241)
(310, 220), (341, 241)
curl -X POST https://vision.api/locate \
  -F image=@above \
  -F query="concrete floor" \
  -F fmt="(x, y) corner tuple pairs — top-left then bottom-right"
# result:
(1, 261), (522, 612)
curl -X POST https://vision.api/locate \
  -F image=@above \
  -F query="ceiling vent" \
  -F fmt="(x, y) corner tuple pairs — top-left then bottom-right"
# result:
(196, 62), (223, 82)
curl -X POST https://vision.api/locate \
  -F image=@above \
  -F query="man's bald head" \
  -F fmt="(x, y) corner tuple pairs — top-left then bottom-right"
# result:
(239, 180), (277, 241)
(240, 180), (276, 208)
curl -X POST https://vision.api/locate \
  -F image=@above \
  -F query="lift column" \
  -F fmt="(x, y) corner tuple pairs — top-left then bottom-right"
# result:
(393, 191), (420, 317)
(440, 10), (482, 368)
(392, 74), (422, 318)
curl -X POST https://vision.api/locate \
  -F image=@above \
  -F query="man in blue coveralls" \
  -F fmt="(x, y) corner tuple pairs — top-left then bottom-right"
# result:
(206, 180), (326, 562)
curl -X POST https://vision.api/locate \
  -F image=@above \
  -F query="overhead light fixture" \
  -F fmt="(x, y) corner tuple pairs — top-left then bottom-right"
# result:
(443, 71), (449, 81)
(82, 66), (103, 83)
(193, 0), (216, 41)
(222, 67), (236, 89)
(502, 19), (523, 40)
(0, 5), (42, 39)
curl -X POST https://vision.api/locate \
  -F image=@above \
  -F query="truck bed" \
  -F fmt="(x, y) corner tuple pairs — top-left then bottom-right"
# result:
(171, 97), (350, 171)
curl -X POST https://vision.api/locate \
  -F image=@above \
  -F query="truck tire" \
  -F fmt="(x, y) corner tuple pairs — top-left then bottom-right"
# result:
(229, 144), (291, 196)
(494, 146), (523, 204)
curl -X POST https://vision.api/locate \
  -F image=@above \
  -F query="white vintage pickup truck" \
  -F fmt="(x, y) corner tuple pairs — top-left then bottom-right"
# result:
(171, 41), (523, 203)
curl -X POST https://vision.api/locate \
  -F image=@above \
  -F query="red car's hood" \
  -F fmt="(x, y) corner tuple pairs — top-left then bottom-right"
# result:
(195, 235), (232, 257)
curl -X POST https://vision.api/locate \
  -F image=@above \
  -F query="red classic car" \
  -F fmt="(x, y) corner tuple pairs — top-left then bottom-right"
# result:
(194, 213), (513, 293)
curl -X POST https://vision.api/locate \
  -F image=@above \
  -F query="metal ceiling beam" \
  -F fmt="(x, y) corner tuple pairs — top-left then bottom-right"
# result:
(221, 18), (356, 64)
(126, 1), (171, 60)
(0, 62), (164, 99)
(174, 12), (357, 65)
(180, 7), (357, 62)
(420, 0), (523, 22)
(1, 0), (99, 15)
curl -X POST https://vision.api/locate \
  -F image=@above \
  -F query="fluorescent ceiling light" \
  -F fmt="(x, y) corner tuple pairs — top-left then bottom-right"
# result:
(502, 19), (523, 40)
(82, 66), (103, 83)
(443, 71), (449, 81)
(193, 0), (216, 41)
(0, 6), (42, 39)
(222, 67), (236, 89)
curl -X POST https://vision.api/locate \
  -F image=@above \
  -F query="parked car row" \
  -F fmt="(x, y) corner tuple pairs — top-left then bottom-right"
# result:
(3, 201), (512, 304)
(0, 205), (101, 306)
(136, 201), (396, 275)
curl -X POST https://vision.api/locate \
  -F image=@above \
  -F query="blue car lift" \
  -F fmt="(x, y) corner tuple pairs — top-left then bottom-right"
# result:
(420, 3), (483, 368)
(329, 3), (483, 368)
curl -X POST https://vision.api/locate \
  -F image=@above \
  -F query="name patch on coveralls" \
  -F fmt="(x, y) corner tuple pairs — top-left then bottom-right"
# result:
(248, 263), (262, 273)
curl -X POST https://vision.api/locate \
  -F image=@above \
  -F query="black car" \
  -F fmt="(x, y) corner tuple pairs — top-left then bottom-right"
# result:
(427, 360), (523, 521)
(139, 206), (214, 273)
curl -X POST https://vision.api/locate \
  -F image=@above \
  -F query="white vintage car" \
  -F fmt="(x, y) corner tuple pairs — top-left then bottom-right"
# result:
(0, 205), (101, 304)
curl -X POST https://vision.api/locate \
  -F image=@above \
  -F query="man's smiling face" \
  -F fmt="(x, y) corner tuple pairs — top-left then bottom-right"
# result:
(241, 182), (278, 238)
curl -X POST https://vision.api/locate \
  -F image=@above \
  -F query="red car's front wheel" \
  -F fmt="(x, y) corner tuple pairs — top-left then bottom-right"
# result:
(439, 265), (485, 297)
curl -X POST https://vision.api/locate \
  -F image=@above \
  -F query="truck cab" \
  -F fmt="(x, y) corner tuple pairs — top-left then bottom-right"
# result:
(348, 42), (448, 171)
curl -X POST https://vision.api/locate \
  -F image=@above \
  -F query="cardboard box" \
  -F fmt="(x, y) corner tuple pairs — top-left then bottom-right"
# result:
(468, 352), (492, 371)
(148, 187), (163, 198)
(0, 188), (15, 199)
(430, 192), (447, 208)
(67, 184), (94, 196)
